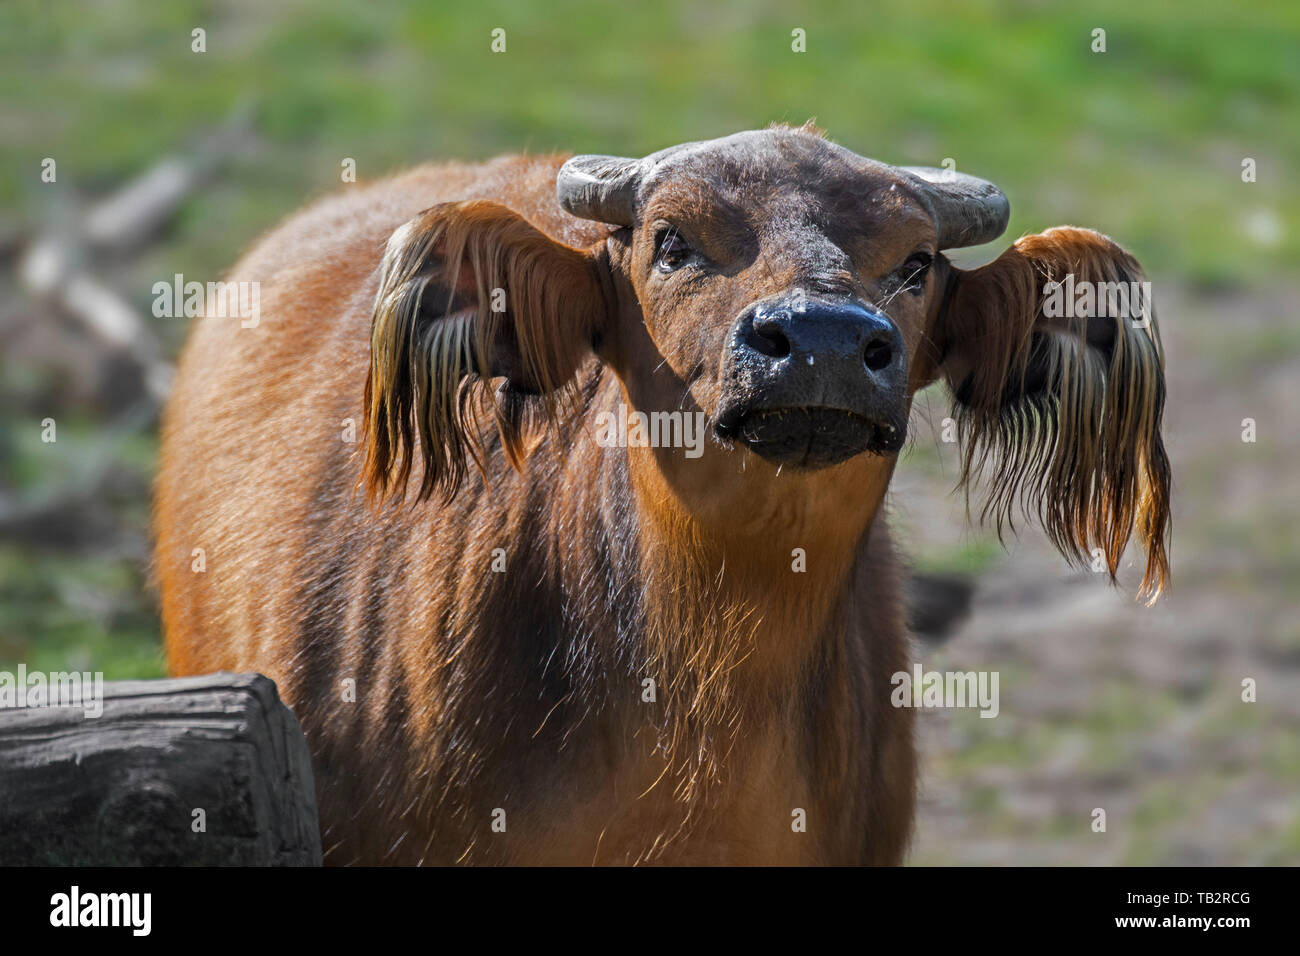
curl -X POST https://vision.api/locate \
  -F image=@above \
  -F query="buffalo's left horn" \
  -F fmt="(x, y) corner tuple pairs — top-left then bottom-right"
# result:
(556, 154), (644, 226)
(899, 166), (1010, 249)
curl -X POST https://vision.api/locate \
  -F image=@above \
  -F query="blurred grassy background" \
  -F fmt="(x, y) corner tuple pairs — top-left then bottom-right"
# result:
(1, 0), (1297, 863)
(5, 0), (1297, 277)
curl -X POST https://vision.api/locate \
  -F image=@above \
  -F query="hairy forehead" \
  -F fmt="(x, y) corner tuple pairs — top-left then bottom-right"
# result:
(639, 131), (935, 238)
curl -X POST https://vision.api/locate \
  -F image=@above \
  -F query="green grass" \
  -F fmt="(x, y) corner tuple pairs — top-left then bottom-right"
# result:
(0, 547), (165, 678)
(912, 535), (1006, 576)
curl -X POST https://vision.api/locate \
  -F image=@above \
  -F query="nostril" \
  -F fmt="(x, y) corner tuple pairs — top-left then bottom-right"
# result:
(863, 337), (893, 372)
(748, 315), (791, 359)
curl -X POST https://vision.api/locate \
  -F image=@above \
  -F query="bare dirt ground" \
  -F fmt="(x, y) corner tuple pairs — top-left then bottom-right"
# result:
(893, 282), (1300, 865)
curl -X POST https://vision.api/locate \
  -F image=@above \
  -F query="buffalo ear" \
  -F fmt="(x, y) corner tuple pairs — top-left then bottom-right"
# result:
(363, 200), (609, 504)
(934, 227), (1170, 603)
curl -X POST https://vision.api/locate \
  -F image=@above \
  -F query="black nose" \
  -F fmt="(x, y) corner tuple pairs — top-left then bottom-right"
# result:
(718, 295), (909, 467)
(737, 297), (905, 385)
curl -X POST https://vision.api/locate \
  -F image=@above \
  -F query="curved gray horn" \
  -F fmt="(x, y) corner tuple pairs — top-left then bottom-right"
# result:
(556, 154), (644, 225)
(899, 167), (1010, 249)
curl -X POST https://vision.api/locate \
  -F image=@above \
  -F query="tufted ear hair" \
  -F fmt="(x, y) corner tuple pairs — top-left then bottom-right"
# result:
(934, 227), (1171, 604)
(363, 200), (609, 504)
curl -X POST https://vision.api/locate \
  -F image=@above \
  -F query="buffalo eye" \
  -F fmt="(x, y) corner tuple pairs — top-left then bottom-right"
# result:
(655, 227), (693, 273)
(896, 251), (933, 294)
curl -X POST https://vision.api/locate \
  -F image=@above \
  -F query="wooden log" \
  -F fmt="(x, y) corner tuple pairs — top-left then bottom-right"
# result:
(0, 672), (321, 866)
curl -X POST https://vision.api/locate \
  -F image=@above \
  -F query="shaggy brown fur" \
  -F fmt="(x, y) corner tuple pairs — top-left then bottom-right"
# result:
(936, 228), (1169, 603)
(364, 201), (607, 501)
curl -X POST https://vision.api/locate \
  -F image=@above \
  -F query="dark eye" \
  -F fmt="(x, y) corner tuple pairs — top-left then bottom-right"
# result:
(655, 227), (693, 272)
(896, 252), (933, 293)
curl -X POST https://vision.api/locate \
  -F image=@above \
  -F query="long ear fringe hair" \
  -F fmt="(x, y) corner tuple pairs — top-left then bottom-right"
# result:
(950, 228), (1171, 604)
(362, 201), (597, 505)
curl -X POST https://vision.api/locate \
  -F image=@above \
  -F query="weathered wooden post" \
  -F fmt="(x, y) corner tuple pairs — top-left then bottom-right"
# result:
(0, 672), (322, 865)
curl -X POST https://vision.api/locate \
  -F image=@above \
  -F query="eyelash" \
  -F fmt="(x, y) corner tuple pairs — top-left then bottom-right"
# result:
(655, 226), (693, 272)
(895, 253), (933, 293)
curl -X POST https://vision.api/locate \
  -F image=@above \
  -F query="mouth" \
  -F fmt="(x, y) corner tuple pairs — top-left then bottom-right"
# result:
(714, 405), (905, 468)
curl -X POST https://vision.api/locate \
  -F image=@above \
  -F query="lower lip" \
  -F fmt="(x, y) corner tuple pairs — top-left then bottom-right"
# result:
(722, 407), (904, 462)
